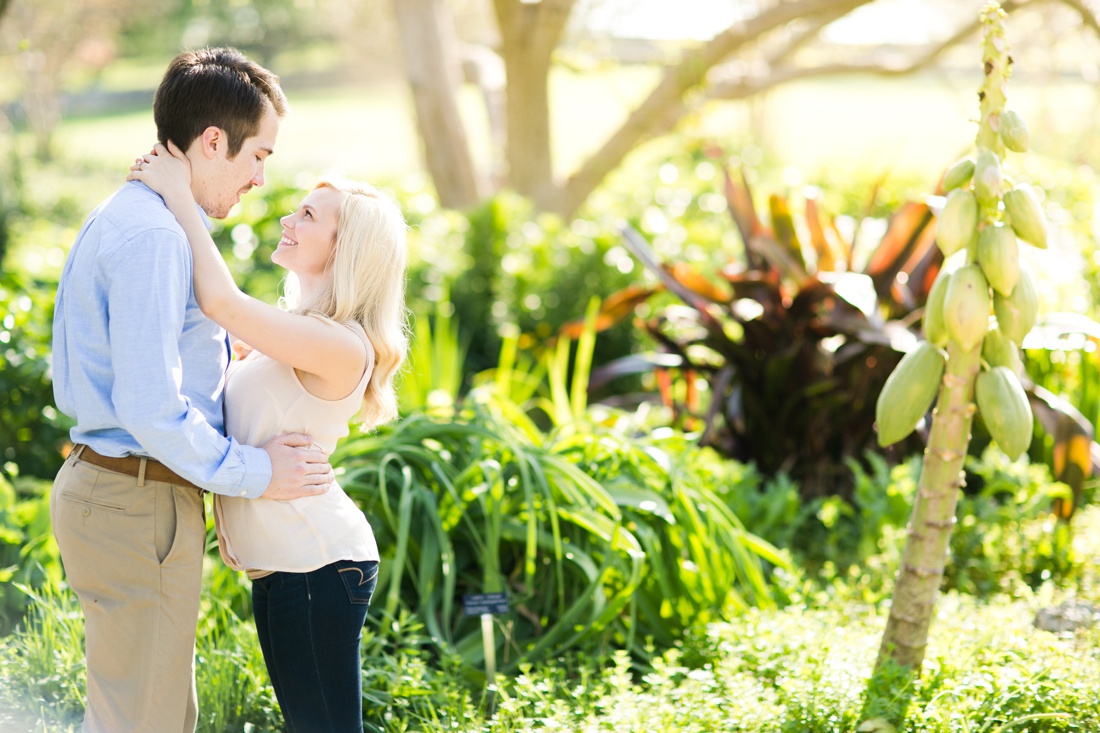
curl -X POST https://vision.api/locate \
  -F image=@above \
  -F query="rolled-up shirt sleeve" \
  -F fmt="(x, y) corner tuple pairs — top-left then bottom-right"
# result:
(104, 227), (271, 498)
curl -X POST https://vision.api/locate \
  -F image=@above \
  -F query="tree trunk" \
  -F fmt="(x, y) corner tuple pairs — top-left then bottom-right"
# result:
(876, 5), (1013, 672)
(19, 50), (62, 161)
(876, 344), (979, 667)
(392, 0), (483, 209)
(493, 0), (575, 208)
(461, 44), (507, 187)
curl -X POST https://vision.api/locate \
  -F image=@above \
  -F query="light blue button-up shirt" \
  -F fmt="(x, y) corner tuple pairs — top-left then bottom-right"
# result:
(52, 181), (271, 498)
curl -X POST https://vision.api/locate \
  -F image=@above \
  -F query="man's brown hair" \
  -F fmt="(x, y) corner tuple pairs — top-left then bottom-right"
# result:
(153, 47), (288, 159)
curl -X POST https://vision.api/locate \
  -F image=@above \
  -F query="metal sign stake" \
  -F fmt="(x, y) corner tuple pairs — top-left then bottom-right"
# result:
(463, 590), (509, 711)
(481, 612), (496, 684)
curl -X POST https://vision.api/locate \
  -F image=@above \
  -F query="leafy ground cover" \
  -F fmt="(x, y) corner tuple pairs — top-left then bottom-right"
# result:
(2, 486), (1097, 732)
(480, 588), (1100, 732)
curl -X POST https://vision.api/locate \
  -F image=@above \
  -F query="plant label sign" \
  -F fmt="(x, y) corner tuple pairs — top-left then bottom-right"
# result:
(462, 592), (509, 616)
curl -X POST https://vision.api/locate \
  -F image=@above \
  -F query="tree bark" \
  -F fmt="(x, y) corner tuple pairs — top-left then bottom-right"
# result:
(392, 0), (484, 208)
(493, 0), (575, 208)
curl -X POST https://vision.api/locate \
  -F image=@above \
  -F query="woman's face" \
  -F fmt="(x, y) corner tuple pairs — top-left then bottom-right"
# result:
(272, 186), (341, 280)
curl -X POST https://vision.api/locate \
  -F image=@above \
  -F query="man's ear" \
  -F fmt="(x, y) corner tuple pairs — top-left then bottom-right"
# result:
(196, 126), (224, 159)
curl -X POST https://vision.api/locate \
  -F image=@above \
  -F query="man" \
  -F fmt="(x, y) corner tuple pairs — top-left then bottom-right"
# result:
(50, 48), (330, 733)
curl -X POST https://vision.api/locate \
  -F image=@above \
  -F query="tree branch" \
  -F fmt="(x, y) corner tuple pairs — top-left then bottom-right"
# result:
(689, 0), (875, 76)
(552, 0), (875, 216)
(1054, 0), (1100, 36)
(763, 5), (856, 68)
(707, 0), (1031, 100)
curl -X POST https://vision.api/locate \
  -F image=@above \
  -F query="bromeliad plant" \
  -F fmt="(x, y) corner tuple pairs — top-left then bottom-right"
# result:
(582, 163), (943, 500)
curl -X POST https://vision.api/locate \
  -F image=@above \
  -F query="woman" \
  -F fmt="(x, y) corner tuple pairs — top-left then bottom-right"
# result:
(129, 142), (408, 732)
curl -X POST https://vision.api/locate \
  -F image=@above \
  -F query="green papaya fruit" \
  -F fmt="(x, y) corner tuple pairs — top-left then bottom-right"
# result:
(923, 268), (952, 347)
(1004, 184), (1048, 249)
(973, 150), (1003, 207)
(975, 365), (1033, 460)
(937, 188), (978, 257)
(993, 268), (1038, 345)
(977, 224), (1020, 297)
(999, 109), (1029, 153)
(943, 264), (991, 352)
(981, 325), (1023, 376)
(942, 158), (975, 192)
(876, 341), (946, 447)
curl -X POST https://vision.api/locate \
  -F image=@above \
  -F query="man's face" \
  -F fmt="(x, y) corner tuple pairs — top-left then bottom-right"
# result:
(192, 103), (280, 219)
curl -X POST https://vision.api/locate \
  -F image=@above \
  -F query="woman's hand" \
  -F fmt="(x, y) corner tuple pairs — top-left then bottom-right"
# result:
(231, 338), (255, 361)
(127, 142), (193, 210)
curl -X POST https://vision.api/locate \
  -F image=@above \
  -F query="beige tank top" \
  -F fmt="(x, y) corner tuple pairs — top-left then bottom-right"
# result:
(214, 322), (379, 578)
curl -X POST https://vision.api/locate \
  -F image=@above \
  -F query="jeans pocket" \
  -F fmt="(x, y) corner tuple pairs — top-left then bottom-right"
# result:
(335, 559), (379, 606)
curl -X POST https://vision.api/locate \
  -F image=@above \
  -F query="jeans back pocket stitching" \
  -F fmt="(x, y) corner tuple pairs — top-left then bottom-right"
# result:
(337, 565), (378, 587)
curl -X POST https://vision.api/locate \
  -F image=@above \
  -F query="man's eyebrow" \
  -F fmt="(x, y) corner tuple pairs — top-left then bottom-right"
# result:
(259, 147), (275, 157)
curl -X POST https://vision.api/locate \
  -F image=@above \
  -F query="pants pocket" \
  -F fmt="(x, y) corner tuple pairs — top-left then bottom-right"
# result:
(58, 459), (131, 513)
(57, 460), (128, 513)
(335, 559), (379, 605)
(158, 487), (205, 568)
(154, 485), (178, 563)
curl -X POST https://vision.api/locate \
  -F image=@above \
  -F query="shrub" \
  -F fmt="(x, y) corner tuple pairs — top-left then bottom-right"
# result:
(723, 447), (1078, 600)
(0, 474), (61, 636)
(335, 314), (787, 673)
(0, 270), (71, 482)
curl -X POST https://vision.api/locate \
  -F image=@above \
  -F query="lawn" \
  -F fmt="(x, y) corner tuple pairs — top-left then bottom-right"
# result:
(40, 65), (1100, 193)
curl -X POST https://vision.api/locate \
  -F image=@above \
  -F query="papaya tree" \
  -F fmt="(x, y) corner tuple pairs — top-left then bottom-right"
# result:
(874, 2), (1047, 671)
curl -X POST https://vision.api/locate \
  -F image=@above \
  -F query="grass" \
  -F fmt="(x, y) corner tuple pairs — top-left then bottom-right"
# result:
(49, 81), (427, 183)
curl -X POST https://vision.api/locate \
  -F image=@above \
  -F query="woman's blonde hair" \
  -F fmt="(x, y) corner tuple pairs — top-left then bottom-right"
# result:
(281, 177), (409, 427)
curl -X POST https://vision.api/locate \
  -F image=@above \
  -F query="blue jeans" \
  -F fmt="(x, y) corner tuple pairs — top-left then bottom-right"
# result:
(252, 559), (379, 733)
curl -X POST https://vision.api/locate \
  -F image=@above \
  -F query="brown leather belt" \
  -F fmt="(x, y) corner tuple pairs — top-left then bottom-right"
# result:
(74, 444), (204, 493)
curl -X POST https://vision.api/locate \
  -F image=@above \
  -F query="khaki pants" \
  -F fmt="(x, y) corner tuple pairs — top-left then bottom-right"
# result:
(50, 450), (206, 733)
